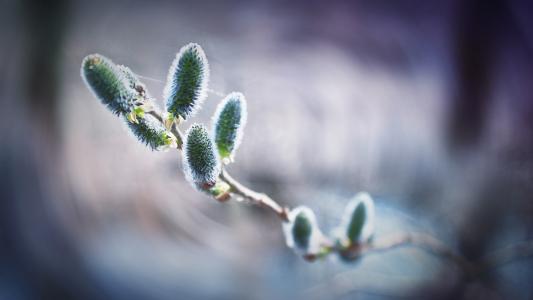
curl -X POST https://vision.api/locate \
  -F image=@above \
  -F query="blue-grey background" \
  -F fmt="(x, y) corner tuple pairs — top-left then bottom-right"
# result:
(1, 0), (533, 299)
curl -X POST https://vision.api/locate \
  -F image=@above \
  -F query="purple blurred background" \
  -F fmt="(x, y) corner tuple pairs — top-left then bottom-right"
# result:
(1, 0), (533, 299)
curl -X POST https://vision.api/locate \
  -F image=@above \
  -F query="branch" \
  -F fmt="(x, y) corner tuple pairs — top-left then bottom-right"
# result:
(83, 50), (533, 284)
(143, 95), (533, 278)
(146, 103), (533, 279)
(216, 171), (533, 275)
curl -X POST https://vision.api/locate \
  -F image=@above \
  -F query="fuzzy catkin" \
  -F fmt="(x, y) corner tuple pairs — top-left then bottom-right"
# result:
(183, 124), (221, 187)
(126, 114), (175, 150)
(81, 54), (138, 115)
(283, 206), (323, 254)
(212, 92), (247, 161)
(164, 43), (209, 120)
(292, 210), (313, 249)
(338, 193), (375, 245)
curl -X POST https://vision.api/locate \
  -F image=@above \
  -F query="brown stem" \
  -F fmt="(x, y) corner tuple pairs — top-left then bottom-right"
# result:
(220, 169), (289, 222)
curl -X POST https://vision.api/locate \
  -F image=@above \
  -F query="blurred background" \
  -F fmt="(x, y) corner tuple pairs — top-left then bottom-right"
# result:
(1, 0), (533, 299)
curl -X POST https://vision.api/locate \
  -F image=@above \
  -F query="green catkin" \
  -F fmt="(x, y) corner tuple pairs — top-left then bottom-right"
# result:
(183, 124), (221, 187)
(126, 114), (176, 150)
(336, 193), (375, 247)
(283, 206), (323, 254)
(292, 211), (313, 249)
(212, 92), (247, 162)
(164, 43), (209, 120)
(81, 54), (138, 115)
(347, 202), (367, 242)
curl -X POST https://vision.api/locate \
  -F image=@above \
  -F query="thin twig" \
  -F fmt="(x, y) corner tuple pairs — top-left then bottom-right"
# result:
(220, 169), (289, 222)
(170, 123), (184, 149)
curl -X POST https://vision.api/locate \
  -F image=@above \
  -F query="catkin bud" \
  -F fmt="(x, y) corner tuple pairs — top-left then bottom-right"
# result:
(335, 192), (375, 248)
(212, 92), (247, 163)
(282, 206), (323, 254)
(81, 54), (138, 115)
(126, 114), (177, 151)
(164, 43), (209, 120)
(205, 180), (231, 201)
(182, 124), (221, 188)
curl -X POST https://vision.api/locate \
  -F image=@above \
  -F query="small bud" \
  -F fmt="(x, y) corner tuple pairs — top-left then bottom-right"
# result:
(133, 106), (145, 118)
(183, 124), (221, 188)
(164, 43), (209, 120)
(205, 180), (231, 202)
(81, 54), (138, 115)
(212, 92), (247, 162)
(282, 206), (324, 254)
(126, 114), (177, 150)
(334, 192), (375, 248)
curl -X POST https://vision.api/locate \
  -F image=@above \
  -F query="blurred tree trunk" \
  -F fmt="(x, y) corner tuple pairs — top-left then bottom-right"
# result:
(447, 0), (503, 152)
(0, 0), (97, 299)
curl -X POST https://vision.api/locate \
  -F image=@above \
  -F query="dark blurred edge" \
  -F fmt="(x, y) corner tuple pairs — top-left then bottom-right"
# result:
(0, 0), (101, 299)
